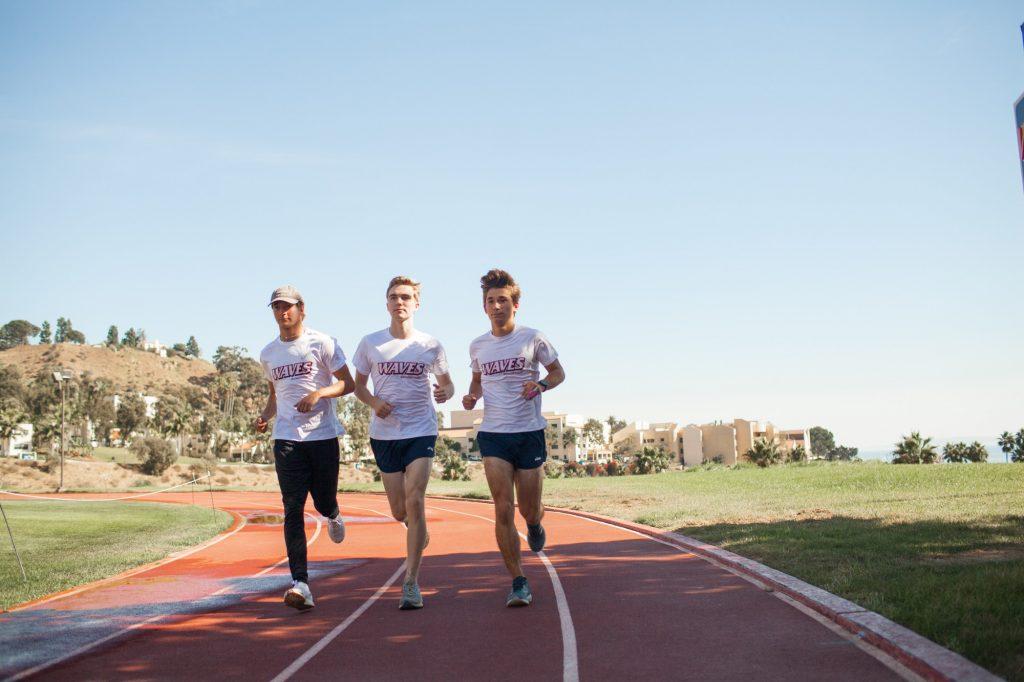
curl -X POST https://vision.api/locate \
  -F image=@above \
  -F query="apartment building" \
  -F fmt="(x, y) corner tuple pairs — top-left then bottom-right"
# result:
(677, 419), (810, 465)
(611, 422), (681, 460)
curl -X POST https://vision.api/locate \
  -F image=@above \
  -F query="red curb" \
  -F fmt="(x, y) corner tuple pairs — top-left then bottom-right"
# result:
(539, 505), (1001, 682)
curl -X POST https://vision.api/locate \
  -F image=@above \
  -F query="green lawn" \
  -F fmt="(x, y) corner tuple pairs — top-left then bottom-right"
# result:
(345, 462), (1024, 680)
(0, 500), (232, 611)
(89, 446), (209, 467)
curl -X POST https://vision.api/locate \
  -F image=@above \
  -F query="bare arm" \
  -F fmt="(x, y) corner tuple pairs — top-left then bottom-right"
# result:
(522, 359), (565, 399)
(354, 370), (393, 418)
(295, 366), (356, 413)
(255, 381), (276, 432)
(432, 372), (455, 403)
(462, 371), (483, 410)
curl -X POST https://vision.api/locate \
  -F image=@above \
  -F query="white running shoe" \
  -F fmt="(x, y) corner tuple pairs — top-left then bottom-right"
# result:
(284, 581), (314, 611)
(328, 514), (346, 543)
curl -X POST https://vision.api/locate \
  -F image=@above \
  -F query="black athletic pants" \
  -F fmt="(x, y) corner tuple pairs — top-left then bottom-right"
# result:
(274, 438), (340, 584)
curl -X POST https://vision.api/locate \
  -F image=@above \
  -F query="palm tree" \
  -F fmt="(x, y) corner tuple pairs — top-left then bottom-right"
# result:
(998, 431), (1015, 464)
(746, 437), (783, 467)
(892, 432), (938, 464)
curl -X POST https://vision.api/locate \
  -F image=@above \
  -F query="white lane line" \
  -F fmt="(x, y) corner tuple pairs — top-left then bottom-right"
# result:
(7, 513), (322, 682)
(269, 562), (406, 682)
(427, 503), (579, 682)
(550, 510), (921, 681)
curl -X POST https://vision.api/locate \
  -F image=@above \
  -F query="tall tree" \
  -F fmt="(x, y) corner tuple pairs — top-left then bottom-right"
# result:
(66, 329), (86, 344)
(213, 345), (250, 373)
(54, 317), (68, 343)
(38, 321), (52, 345)
(809, 427), (835, 459)
(115, 392), (148, 445)
(581, 418), (605, 448)
(122, 328), (139, 348)
(185, 336), (201, 359)
(606, 415), (626, 436)
(892, 432), (938, 464)
(106, 325), (119, 347)
(0, 320), (41, 350)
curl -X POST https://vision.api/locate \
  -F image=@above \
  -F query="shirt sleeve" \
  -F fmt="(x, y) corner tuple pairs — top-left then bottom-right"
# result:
(533, 331), (558, 366)
(259, 352), (272, 381)
(431, 341), (450, 376)
(351, 338), (371, 376)
(469, 340), (480, 372)
(324, 335), (348, 373)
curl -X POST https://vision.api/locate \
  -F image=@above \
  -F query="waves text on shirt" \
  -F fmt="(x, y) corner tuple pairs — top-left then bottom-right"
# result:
(481, 357), (527, 376)
(270, 361), (314, 381)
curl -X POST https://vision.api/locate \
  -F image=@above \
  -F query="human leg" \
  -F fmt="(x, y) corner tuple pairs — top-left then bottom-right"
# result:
(308, 438), (344, 543)
(482, 456), (522, 578)
(402, 456), (431, 584)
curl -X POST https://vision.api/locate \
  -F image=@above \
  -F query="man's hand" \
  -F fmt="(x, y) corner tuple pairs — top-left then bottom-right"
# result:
(254, 416), (269, 433)
(295, 390), (322, 413)
(374, 398), (394, 419)
(521, 380), (543, 400)
(462, 393), (480, 410)
(433, 383), (454, 403)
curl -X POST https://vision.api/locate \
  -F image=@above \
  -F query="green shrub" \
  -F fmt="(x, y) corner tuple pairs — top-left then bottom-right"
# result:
(132, 437), (178, 475)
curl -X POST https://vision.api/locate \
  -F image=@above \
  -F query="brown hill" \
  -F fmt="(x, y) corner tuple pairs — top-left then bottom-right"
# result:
(0, 343), (217, 392)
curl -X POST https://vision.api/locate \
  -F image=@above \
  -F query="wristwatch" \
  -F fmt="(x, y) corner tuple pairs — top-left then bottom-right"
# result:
(538, 379), (550, 392)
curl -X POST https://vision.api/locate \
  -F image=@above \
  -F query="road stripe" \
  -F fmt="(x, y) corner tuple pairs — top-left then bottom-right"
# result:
(269, 562), (407, 682)
(428, 502), (579, 682)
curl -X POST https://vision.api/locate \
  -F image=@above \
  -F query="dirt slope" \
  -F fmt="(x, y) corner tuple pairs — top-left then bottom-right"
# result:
(0, 344), (216, 391)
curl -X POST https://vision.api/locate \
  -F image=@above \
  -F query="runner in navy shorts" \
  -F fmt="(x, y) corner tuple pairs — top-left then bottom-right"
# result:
(463, 269), (566, 608)
(370, 435), (437, 474)
(352, 276), (455, 610)
(475, 429), (546, 470)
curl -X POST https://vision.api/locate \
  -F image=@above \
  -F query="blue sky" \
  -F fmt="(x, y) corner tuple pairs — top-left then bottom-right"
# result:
(1, 1), (1021, 450)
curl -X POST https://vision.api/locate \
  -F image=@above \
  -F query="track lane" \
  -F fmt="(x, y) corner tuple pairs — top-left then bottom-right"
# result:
(2, 492), (914, 681)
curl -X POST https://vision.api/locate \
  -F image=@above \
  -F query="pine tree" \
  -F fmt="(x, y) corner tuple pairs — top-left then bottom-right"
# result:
(185, 336), (201, 359)
(38, 321), (52, 344)
(106, 325), (119, 347)
(54, 317), (68, 343)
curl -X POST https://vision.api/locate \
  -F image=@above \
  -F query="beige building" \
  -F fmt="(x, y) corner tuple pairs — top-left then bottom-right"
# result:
(611, 422), (680, 459)
(676, 418), (811, 465)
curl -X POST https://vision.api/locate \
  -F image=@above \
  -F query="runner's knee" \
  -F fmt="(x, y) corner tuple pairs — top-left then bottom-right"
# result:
(493, 498), (515, 524)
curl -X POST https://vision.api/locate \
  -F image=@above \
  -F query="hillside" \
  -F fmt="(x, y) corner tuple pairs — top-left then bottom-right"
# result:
(0, 343), (217, 391)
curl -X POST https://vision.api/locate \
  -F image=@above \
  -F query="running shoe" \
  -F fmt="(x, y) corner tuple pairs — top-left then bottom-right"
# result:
(399, 581), (424, 610)
(527, 523), (546, 552)
(328, 513), (346, 543)
(284, 581), (314, 611)
(506, 576), (532, 607)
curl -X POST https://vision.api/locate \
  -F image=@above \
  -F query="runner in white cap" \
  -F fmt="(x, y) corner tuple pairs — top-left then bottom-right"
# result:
(462, 269), (565, 607)
(255, 285), (355, 611)
(352, 276), (454, 610)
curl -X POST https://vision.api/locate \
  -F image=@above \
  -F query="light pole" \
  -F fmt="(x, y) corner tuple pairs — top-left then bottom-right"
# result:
(51, 369), (74, 492)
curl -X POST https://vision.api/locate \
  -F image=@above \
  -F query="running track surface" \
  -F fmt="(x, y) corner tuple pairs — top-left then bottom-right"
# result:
(0, 491), (915, 681)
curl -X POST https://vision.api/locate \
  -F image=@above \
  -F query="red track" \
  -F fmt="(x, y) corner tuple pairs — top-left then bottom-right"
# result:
(0, 491), (911, 681)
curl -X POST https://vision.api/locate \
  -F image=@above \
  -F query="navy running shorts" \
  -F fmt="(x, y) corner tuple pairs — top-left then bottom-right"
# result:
(370, 435), (437, 474)
(476, 429), (547, 470)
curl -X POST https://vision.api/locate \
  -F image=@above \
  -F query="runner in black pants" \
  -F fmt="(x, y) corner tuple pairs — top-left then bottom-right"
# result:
(255, 285), (355, 611)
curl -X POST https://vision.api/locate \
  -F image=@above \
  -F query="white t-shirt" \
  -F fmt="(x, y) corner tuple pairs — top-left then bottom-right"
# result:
(260, 327), (348, 442)
(469, 326), (558, 433)
(352, 329), (450, 440)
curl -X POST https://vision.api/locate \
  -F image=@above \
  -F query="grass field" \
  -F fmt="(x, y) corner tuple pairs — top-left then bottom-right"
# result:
(345, 461), (1024, 680)
(0, 500), (232, 611)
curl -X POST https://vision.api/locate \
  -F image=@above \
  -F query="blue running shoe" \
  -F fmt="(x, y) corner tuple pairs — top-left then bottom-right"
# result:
(527, 523), (546, 552)
(506, 576), (532, 607)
